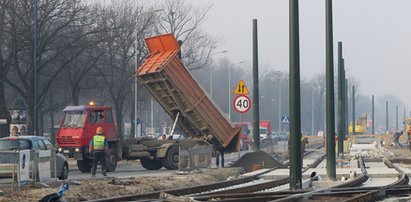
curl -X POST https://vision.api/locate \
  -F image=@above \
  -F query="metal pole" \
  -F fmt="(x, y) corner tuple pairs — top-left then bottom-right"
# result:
(151, 98), (154, 134)
(337, 41), (344, 157)
(396, 105), (398, 131)
(352, 86), (355, 134)
(33, 0), (39, 135)
(252, 19), (260, 151)
(372, 95), (375, 134)
(312, 89), (315, 135)
(386, 101), (389, 133)
(133, 15), (142, 138)
(325, 0), (336, 180)
(345, 79), (349, 135)
(228, 65), (231, 121)
(289, 0), (302, 189)
(342, 59), (347, 140)
(279, 78), (282, 132)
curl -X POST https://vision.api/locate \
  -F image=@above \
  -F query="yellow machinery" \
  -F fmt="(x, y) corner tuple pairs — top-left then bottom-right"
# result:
(405, 117), (411, 133)
(349, 113), (368, 134)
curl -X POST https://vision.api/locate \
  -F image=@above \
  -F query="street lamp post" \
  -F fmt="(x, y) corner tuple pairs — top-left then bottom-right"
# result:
(210, 50), (228, 98)
(228, 61), (245, 121)
(278, 77), (282, 132)
(312, 88), (315, 135)
(134, 9), (162, 137)
(228, 64), (231, 120)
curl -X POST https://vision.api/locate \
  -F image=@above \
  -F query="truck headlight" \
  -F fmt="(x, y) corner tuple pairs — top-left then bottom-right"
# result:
(75, 148), (80, 152)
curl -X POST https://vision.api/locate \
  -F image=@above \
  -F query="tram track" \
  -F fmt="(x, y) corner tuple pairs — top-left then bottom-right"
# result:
(88, 146), (325, 202)
(88, 144), (411, 202)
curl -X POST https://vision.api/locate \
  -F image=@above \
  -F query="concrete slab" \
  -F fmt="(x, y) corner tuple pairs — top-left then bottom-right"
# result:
(362, 177), (398, 187)
(366, 168), (399, 178)
(261, 169), (290, 180)
(241, 168), (270, 177)
(302, 167), (362, 179)
(394, 164), (411, 176)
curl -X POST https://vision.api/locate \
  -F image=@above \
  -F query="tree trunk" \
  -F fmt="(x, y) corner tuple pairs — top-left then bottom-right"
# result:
(39, 111), (44, 136)
(0, 81), (9, 137)
(114, 103), (124, 141)
(71, 86), (80, 105)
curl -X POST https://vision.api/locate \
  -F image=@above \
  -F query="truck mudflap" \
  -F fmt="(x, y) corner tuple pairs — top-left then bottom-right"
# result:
(136, 34), (241, 152)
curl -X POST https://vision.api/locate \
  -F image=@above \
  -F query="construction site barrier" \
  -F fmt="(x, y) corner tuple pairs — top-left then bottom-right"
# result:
(0, 150), (58, 189)
(179, 145), (212, 172)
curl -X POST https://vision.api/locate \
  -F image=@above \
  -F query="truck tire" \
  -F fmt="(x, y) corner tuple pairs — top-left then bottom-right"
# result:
(105, 150), (117, 172)
(77, 160), (92, 173)
(162, 146), (179, 170)
(140, 158), (162, 170)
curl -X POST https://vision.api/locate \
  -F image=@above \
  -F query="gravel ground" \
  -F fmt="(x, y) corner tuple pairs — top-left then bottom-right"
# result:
(0, 167), (244, 202)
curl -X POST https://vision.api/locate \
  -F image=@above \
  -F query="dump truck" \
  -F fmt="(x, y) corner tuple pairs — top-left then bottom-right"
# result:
(349, 113), (368, 134)
(57, 33), (241, 171)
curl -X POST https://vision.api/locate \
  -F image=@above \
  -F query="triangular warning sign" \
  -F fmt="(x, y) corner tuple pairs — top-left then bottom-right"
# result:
(233, 80), (249, 95)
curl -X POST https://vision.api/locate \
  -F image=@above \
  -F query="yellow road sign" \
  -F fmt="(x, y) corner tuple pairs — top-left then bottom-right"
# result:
(233, 80), (249, 95)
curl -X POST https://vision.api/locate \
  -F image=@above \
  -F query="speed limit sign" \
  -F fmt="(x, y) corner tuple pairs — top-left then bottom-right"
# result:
(233, 95), (251, 113)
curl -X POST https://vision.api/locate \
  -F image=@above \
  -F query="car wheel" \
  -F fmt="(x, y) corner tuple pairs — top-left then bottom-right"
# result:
(59, 163), (68, 180)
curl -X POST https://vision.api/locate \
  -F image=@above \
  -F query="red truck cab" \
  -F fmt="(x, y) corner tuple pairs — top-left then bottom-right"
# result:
(56, 102), (118, 172)
(233, 122), (252, 150)
(259, 120), (273, 141)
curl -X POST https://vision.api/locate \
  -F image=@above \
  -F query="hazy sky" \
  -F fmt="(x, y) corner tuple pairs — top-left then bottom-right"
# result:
(188, 0), (411, 106)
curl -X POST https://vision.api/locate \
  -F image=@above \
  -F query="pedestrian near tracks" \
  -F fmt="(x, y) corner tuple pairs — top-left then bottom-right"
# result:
(89, 127), (109, 177)
(407, 128), (411, 151)
(216, 147), (225, 168)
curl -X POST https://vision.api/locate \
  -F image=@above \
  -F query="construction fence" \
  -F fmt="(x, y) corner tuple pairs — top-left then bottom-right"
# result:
(0, 150), (58, 188)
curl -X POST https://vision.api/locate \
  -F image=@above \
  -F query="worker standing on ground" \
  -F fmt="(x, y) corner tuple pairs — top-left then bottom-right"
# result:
(216, 147), (225, 168)
(408, 128), (411, 151)
(89, 127), (109, 177)
(393, 131), (403, 148)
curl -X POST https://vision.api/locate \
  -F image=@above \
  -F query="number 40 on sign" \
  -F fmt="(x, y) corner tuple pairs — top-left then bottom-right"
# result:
(233, 95), (251, 113)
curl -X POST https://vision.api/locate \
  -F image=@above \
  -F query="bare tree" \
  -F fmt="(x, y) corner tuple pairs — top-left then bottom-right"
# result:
(93, 1), (158, 139)
(0, 0), (104, 134)
(155, 0), (217, 71)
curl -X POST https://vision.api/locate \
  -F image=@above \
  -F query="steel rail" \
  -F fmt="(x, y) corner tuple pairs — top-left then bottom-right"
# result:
(88, 145), (325, 202)
(272, 157), (368, 202)
(192, 185), (411, 202)
(87, 167), (279, 202)
(193, 152), (326, 197)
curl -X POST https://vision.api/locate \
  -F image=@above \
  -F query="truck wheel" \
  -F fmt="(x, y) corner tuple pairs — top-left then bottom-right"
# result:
(140, 158), (162, 170)
(162, 146), (179, 170)
(77, 160), (92, 173)
(105, 150), (117, 172)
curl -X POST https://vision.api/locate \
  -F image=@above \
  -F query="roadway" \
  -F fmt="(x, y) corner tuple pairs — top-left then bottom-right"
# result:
(67, 150), (251, 180)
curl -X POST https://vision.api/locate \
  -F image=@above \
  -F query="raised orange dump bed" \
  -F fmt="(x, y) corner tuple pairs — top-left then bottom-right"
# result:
(136, 34), (240, 152)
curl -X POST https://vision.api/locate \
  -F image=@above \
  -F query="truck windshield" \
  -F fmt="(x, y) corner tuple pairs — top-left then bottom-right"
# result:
(259, 128), (267, 134)
(62, 111), (86, 128)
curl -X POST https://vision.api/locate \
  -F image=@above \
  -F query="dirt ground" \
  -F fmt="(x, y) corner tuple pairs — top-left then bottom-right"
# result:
(0, 167), (244, 202)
